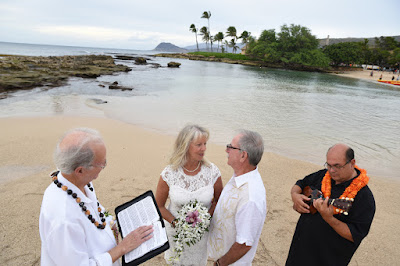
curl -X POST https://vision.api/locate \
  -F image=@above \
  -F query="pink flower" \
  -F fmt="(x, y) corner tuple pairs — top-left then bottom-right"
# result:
(186, 210), (201, 227)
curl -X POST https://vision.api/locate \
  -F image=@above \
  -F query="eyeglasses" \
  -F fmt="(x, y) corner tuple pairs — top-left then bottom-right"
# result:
(226, 144), (242, 151)
(324, 160), (351, 171)
(90, 161), (107, 169)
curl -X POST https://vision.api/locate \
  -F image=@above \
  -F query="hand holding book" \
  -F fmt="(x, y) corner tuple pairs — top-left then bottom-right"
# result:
(115, 191), (169, 265)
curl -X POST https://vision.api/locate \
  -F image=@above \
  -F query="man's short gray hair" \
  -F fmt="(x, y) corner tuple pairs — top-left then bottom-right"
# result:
(54, 128), (104, 174)
(237, 129), (264, 166)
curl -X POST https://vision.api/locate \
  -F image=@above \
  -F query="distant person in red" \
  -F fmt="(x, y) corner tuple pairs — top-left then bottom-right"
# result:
(286, 144), (375, 266)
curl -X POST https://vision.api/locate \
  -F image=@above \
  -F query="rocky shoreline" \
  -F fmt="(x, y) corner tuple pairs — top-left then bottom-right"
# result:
(0, 53), (361, 96)
(0, 54), (183, 96)
(0, 54), (131, 93)
(154, 53), (362, 74)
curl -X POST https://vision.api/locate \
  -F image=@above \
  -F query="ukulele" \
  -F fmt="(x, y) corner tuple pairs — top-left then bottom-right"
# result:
(302, 186), (353, 215)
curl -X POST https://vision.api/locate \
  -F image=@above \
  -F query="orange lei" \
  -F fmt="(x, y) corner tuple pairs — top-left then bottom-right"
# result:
(321, 165), (369, 215)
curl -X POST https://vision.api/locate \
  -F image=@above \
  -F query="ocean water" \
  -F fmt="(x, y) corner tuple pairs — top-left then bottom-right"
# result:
(1, 42), (399, 179)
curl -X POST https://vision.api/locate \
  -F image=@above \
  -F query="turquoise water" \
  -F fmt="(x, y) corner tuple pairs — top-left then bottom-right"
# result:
(1, 42), (399, 179)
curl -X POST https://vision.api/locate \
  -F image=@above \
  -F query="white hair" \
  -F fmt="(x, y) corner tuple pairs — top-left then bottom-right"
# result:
(237, 129), (264, 166)
(53, 128), (104, 174)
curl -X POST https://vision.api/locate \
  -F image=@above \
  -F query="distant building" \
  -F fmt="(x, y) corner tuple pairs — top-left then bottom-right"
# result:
(241, 44), (248, 55)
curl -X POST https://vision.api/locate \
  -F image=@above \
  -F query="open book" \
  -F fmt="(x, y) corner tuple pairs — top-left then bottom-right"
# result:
(115, 190), (169, 265)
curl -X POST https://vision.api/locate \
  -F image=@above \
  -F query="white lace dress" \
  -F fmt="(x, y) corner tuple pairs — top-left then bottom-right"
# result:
(161, 163), (221, 265)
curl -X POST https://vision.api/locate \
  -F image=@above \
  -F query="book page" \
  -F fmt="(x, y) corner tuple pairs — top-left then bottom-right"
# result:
(124, 221), (167, 263)
(117, 196), (168, 263)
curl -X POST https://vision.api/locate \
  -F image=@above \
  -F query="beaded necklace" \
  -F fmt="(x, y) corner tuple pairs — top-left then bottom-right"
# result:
(50, 171), (107, 229)
(321, 165), (369, 215)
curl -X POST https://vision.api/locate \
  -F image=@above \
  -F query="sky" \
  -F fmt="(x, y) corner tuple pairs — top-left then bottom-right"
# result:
(1, 0), (399, 51)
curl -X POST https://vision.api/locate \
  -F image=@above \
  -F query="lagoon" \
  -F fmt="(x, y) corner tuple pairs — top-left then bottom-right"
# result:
(1, 42), (399, 179)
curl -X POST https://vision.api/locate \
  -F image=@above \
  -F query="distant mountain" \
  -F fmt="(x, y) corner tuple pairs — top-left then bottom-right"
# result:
(153, 42), (188, 53)
(318, 35), (400, 47)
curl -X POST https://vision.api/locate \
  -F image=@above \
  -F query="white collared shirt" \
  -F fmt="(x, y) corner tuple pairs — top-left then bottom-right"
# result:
(39, 172), (119, 266)
(208, 167), (267, 265)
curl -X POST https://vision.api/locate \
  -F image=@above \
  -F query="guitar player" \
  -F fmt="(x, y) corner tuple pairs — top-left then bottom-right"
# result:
(286, 143), (375, 266)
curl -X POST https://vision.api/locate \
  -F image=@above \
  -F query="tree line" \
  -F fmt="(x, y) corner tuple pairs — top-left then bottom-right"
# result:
(189, 12), (400, 70)
(190, 11), (251, 54)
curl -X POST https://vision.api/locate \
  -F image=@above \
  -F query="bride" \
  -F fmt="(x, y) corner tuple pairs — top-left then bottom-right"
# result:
(155, 124), (223, 265)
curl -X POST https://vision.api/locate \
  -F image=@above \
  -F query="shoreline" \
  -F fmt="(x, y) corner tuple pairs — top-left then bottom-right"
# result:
(154, 53), (400, 86)
(1, 115), (399, 265)
(332, 68), (400, 84)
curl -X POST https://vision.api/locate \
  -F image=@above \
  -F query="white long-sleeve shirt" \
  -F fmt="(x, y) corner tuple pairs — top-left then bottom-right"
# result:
(39, 172), (119, 266)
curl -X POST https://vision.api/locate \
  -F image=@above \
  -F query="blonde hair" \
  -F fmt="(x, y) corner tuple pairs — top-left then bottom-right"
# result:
(169, 124), (211, 170)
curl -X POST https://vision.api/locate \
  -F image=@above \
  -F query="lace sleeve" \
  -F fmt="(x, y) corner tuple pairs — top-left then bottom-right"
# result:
(210, 163), (221, 185)
(161, 165), (174, 186)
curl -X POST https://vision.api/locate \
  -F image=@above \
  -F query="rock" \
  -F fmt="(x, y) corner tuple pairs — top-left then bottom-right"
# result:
(98, 84), (105, 88)
(135, 57), (147, 65)
(75, 73), (100, 78)
(149, 63), (161, 68)
(109, 85), (133, 91)
(90, 98), (108, 104)
(114, 55), (136, 61)
(0, 55), (132, 92)
(167, 62), (181, 68)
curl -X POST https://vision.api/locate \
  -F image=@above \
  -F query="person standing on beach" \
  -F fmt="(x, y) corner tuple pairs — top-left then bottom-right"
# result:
(286, 143), (375, 266)
(155, 124), (223, 265)
(208, 130), (267, 266)
(39, 128), (154, 266)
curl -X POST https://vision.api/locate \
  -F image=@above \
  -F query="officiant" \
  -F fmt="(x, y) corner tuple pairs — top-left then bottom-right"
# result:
(39, 127), (154, 266)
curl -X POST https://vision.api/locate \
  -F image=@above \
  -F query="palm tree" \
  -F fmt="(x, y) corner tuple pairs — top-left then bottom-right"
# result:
(226, 26), (237, 41)
(200, 26), (210, 50)
(230, 38), (239, 54)
(239, 30), (251, 44)
(201, 11), (212, 52)
(189, 24), (199, 51)
(224, 40), (230, 53)
(214, 32), (224, 53)
(239, 30), (251, 54)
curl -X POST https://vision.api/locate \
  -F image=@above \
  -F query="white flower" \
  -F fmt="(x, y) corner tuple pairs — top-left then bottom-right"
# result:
(168, 200), (211, 262)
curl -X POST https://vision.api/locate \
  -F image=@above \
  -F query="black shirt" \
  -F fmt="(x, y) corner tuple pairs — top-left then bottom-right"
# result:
(286, 169), (375, 266)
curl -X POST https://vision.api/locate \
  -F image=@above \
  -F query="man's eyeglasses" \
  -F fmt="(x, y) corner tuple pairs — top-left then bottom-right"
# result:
(324, 160), (351, 171)
(226, 144), (242, 151)
(90, 161), (107, 169)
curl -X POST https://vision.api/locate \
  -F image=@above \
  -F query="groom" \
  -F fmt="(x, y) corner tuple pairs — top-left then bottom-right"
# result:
(208, 130), (267, 265)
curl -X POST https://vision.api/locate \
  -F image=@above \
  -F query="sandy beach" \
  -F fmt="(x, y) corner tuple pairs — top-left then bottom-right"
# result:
(333, 68), (400, 84)
(1, 116), (399, 265)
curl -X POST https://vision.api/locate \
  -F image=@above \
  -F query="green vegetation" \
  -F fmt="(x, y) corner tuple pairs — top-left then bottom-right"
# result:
(187, 52), (252, 61)
(190, 11), (400, 70)
(246, 24), (331, 68)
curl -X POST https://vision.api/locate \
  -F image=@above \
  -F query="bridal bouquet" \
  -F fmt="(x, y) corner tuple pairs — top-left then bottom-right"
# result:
(168, 200), (211, 262)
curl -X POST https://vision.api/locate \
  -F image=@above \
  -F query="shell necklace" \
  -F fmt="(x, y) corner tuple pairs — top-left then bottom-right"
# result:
(182, 161), (201, 173)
